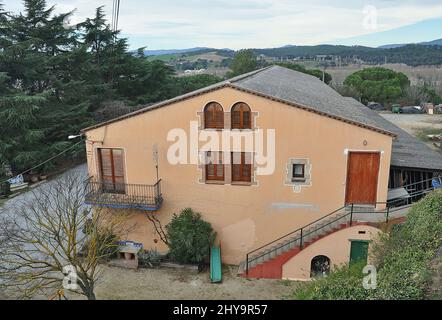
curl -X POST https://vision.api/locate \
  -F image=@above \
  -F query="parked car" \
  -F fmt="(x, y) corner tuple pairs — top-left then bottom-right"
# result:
(367, 102), (385, 111)
(400, 106), (425, 114)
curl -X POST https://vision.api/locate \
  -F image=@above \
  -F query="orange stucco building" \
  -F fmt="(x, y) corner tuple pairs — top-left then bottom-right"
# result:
(82, 66), (442, 280)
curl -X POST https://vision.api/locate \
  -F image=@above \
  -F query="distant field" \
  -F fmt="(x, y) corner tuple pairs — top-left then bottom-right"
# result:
(146, 53), (178, 62)
(146, 52), (442, 95)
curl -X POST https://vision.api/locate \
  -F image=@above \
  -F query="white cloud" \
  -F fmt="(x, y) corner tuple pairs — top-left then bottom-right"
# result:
(6, 0), (442, 49)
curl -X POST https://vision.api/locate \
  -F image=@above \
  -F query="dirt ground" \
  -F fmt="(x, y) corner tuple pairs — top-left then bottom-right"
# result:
(379, 113), (442, 152)
(90, 265), (299, 300)
(380, 113), (442, 134)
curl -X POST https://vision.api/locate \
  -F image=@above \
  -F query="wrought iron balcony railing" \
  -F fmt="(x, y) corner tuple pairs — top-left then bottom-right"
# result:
(85, 177), (163, 211)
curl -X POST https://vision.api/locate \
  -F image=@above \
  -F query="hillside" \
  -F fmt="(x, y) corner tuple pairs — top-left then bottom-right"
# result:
(379, 38), (442, 49)
(253, 44), (442, 66)
(145, 43), (442, 67)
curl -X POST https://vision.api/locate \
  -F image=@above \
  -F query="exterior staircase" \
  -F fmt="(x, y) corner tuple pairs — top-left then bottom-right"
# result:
(238, 206), (361, 279)
(238, 177), (437, 279)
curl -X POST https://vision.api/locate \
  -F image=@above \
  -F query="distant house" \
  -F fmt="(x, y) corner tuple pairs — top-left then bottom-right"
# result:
(82, 66), (442, 280)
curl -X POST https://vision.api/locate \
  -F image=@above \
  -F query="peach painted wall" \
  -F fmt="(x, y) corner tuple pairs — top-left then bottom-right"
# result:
(84, 86), (393, 265)
(282, 225), (382, 280)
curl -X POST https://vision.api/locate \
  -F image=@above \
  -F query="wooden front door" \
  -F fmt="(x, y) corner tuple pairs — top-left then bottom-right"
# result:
(98, 148), (125, 193)
(345, 152), (380, 205)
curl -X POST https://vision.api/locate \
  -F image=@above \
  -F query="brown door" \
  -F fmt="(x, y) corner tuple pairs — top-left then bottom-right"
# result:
(345, 152), (380, 205)
(98, 148), (125, 193)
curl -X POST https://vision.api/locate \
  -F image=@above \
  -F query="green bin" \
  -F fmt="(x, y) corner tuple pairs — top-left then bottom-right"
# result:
(392, 105), (401, 113)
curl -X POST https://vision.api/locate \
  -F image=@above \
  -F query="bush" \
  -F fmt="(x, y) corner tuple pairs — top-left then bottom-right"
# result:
(293, 190), (442, 300)
(166, 208), (216, 265)
(138, 249), (163, 268)
(294, 261), (369, 300)
(0, 181), (11, 198)
(372, 190), (442, 299)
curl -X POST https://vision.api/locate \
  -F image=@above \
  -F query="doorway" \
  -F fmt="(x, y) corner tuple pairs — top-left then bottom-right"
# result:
(349, 240), (369, 265)
(345, 152), (380, 205)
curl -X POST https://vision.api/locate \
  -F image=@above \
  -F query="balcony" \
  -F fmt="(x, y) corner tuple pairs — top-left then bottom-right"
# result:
(85, 178), (163, 211)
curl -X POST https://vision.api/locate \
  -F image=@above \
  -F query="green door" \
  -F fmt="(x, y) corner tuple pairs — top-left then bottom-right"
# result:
(349, 240), (369, 265)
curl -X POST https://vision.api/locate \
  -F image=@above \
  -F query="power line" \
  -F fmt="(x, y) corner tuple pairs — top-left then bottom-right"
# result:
(115, 0), (121, 33)
(111, 0), (121, 33)
(1, 139), (85, 185)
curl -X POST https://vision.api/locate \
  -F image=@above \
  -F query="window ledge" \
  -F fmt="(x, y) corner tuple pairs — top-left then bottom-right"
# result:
(205, 180), (226, 185)
(230, 128), (254, 131)
(231, 181), (252, 186)
(292, 178), (306, 182)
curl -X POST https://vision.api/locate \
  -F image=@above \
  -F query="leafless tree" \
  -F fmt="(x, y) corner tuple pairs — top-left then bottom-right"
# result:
(402, 85), (430, 105)
(146, 213), (169, 246)
(0, 174), (135, 300)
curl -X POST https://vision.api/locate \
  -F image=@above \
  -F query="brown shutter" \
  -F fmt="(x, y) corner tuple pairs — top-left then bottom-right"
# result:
(215, 110), (224, 129)
(244, 152), (252, 180)
(232, 152), (241, 181)
(99, 149), (113, 185)
(206, 151), (224, 181)
(243, 111), (251, 129)
(231, 103), (251, 129)
(232, 152), (252, 182)
(204, 103), (224, 129)
(98, 148), (125, 192)
(205, 110), (213, 129)
(232, 111), (241, 129)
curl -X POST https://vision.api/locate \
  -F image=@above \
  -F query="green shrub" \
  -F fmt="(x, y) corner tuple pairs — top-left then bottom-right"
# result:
(294, 261), (369, 300)
(372, 190), (442, 299)
(138, 249), (163, 268)
(166, 208), (216, 265)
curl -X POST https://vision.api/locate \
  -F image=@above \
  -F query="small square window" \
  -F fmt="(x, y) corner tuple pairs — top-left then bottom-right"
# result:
(292, 164), (305, 181)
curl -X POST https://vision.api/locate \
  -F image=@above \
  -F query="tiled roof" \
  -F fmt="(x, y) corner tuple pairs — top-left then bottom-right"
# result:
(82, 65), (442, 170)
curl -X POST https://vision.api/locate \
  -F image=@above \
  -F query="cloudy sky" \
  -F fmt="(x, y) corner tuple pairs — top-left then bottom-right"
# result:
(6, 0), (442, 49)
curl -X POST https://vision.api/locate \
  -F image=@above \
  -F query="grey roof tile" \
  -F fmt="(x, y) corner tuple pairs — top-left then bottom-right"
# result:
(83, 65), (442, 171)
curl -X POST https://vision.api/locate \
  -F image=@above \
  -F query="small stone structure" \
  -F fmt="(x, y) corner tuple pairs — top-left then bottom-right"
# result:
(109, 241), (142, 269)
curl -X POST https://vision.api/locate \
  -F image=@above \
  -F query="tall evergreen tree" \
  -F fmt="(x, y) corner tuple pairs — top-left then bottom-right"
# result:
(0, 1), (214, 177)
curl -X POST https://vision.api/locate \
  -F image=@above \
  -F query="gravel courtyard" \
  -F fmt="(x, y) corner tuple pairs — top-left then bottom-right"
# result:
(91, 265), (299, 300)
(380, 113), (442, 135)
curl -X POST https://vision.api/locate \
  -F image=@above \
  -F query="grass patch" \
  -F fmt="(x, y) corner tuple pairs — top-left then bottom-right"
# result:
(414, 127), (442, 142)
(413, 127), (442, 153)
(0, 197), (7, 208)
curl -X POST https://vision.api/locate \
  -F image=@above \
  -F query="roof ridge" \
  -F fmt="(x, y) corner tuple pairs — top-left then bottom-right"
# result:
(228, 66), (274, 84)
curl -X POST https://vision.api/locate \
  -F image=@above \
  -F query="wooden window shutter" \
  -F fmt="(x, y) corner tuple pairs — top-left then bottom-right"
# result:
(98, 148), (125, 192)
(204, 102), (224, 129)
(215, 110), (224, 128)
(243, 110), (251, 128)
(231, 103), (251, 129)
(206, 151), (224, 181)
(232, 152), (252, 182)
(232, 111), (241, 128)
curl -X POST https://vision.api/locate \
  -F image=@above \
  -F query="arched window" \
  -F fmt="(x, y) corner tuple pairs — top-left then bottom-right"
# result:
(231, 102), (251, 129)
(310, 255), (331, 278)
(204, 102), (224, 129)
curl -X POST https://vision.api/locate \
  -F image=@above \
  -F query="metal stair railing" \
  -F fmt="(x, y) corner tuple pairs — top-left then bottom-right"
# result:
(386, 177), (437, 208)
(245, 205), (351, 274)
(244, 178), (439, 275)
